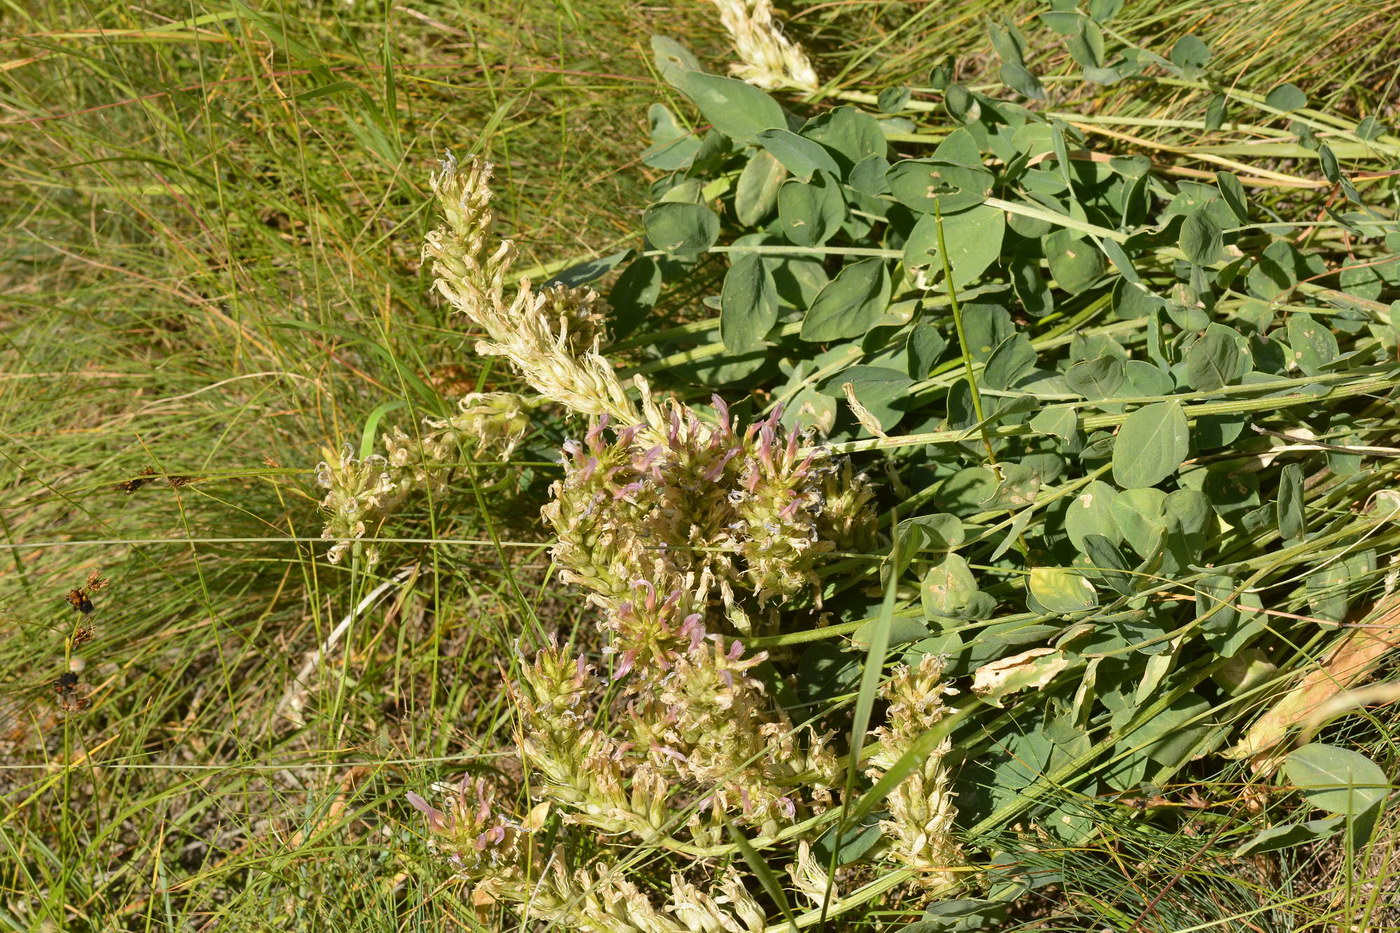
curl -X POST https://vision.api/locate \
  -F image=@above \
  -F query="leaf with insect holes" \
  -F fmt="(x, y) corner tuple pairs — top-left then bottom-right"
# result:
(903, 204), (1005, 287)
(886, 160), (994, 214)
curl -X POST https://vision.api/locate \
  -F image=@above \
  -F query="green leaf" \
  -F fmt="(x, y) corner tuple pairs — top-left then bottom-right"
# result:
(1356, 116), (1384, 141)
(1285, 744), (1390, 818)
(720, 253), (778, 353)
(982, 333), (1036, 390)
(546, 249), (631, 288)
(1318, 143), (1340, 184)
(827, 366), (912, 433)
(1184, 323), (1242, 391)
(1088, 0), (1124, 21)
(1265, 83), (1308, 112)
(986, 18), (1028, 66)
(800, 258), (891, 342)
(848, 153), (891, 197)
(1039, 10), (1083, 35)
(734, 150), (786, 226)
(640, 103), (700, 170)
(811, 811), (884, 866)
(1277, 462), (1307, 542)
(901, 899), (1008, 933)
(1206, 93), (1226, 130)
(851, 613), (930, 648)
(1067, 19), (1106, 70)
(644, 202), (719, 257)
(1065, 356), (1125, 399)
(1028, 566), (1098, 614)
(1130, 691), (1213, 769)
(650, 35), (701, 87)
(1112, 401), (1189, 489)
(907, 322), (948, 377)
(933, 127), (983, 166)
(902, 513), (965, 551)
(1216, 171), (1248, 223)
(1010, 256), (1054, 317)
(1169, 34), (1210, 77)
(1233, 817), (1345, 857)
(777, 171), (845, 247)
(886, 159), (994, 214)
(800, 107), (887, 172)
(1180, 206), (1224, 265)
(1001, 62), (1046, 99)
(1081, 533), (1135, 597)
(1066, 481), (1121, 551)
(1287, 313), (1339, 375)
(1113, 486), (1167, 556)
(756, 128), (841, 182)
(1044, 229), (1105, 294)
(675, 71), (785, 143)
(904, 204), (1006, 287)
(921, 553), (981, 619)
(1247, 240), (1297, 300)
(608, 256), (663, 339)
(1030, 406), (1077, 442)
(877, 86), (911, 113)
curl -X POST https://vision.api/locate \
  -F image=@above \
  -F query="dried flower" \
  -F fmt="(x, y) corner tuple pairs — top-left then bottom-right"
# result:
(710, 0), (819, 91)
(425, 154), (635, 422)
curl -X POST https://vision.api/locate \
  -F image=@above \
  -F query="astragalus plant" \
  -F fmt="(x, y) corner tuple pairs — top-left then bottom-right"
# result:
(391, 12), (1400, 931)
(403, 155), (958, 928)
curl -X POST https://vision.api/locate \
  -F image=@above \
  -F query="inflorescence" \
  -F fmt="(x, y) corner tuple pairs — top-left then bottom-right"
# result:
(390, 154), (963, 924)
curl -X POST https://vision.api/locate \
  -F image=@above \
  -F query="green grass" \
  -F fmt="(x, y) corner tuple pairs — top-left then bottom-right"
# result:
(1, 1), (1397, 930)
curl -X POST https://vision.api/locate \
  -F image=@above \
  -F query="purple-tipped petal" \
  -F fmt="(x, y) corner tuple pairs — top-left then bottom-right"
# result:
(712, 395), (731, 433)
(407, 792), (450, 833)
(702, 447), (740, 482)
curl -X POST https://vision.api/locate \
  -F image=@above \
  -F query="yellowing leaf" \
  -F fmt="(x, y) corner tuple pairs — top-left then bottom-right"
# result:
(1224, 596), (1400, 770)
(972, 647), (1071, 707)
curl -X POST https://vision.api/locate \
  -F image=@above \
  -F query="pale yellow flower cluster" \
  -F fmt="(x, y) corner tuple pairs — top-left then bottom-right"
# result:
(316, 391), (533, 565)
(709, 0), (819, 91)
(867, 655), (964, 890)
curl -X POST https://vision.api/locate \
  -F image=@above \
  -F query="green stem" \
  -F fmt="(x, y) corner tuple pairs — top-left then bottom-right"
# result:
(809, 370), (1400, 457)
(934, 201), (997, 467)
